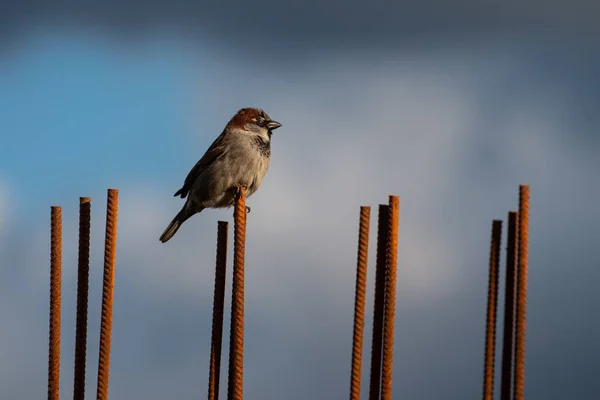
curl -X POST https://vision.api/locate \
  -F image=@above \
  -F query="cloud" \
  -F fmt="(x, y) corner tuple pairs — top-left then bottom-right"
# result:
(2, 0), (600, 54)
(1, 42), (599, 399)
(115, 49), (600, 399)
(112, 57), (485, 307)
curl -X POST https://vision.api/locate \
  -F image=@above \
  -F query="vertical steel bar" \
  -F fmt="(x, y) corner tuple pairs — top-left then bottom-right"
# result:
(349, 206), (371, 400)
(368, 204), (389, 400)
(500, 211), (518, 400)
(482, 220), (503, 400)
(513, 186), (530, 400)
(380, 196), (399, 400)
(209, 221), (229, 400)
(96, 189), (119, 400)
(74, 197), (91, 400)
(48, 206), (62, 400)
(227, 187), (247, 400)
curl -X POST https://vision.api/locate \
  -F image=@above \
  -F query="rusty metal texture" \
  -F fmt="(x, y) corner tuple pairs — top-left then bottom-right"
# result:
(48, 206), (62, 400)
(500, 211), (518, 400)
(513, 186), (530, 400)
(482, 220), (503, 400)
(209, 221), (229, 400)
(380, 195), (399, 400)
(227, 187), (247, 400)
(73, 197), (91, 400)
(96, 189), (119, 400)
(368, 204), (389, 400)
(349, 206), (371, 400)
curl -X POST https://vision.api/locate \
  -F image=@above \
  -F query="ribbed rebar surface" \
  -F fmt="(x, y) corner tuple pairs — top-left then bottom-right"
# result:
(227, 187), (247, 400)
(513, 186), (530, 400)
(380, 196), (399, 400)
(74, 197), (91, 400)
(48, 206), (62, 400)
(482, 220), (502, 400)
(96, 189), (119, 400)
(500, 211), (518, 400)
(209, 221), (229, 400)
(368, 204), (389, 400)
(349, 206), (371, 400)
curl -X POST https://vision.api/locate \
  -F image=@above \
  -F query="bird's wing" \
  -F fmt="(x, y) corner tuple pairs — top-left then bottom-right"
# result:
(174, 130), (230, 198)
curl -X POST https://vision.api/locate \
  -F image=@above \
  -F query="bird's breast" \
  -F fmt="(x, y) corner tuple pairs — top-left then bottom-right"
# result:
(252, 135), (271, 158)
(247, 152), (270, 195)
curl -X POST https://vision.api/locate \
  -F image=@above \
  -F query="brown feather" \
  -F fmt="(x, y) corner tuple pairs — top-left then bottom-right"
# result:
(174, 129), (230, 198)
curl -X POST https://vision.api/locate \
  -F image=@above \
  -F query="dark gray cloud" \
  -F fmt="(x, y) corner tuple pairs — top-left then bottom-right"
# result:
(2, 0), (600, 51)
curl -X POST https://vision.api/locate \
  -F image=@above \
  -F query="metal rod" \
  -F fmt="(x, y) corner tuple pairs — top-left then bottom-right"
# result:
(368, 204), (389, 400)
(209, 221), (229, 400)
(48, 206), (62, 400)
(227, 187), (247, 400)
(349, 206), (371, 400)
(513, 185), (530, 400)
(500, 211), (518, 400)
(74, 197), (91, 400)
(380, 196), (400, 400)
(482, 220), (503, 400)
(96, 189), (119, 400)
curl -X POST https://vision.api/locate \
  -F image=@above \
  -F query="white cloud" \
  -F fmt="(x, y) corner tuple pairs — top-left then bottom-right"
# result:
(98, 68), (477, 309)
(102, 50), (600, 310)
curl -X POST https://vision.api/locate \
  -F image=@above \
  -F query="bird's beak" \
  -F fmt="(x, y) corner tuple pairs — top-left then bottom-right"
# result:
(267, 120), (282, 130)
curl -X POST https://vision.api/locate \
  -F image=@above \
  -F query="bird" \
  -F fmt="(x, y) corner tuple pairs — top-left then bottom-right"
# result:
(159, 107), (282, 243)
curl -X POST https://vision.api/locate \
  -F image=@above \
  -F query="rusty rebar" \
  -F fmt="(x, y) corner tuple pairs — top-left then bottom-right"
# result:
(500, 211), (518, 400)
(380, 195), (400, 400)
(209, 221), (229, 400)
(227, 187), (247, 400)
(482, 220), (503, 400)
(96, 189), (119, 400)
(513, 186), (530, 400)
(349, 206), (371, 400)
(368, 204), (389, 400)
(73, 197), (91, 400)
(48, 206), (62, 400)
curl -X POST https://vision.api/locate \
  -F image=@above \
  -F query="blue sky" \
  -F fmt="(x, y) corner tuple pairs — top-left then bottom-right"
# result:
(0, 31), (197, 214)
(1, 2), (600, 399)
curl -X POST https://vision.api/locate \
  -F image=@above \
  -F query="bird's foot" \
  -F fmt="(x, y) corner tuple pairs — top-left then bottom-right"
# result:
(232, 184), (247, 199)
(246, 206), (251, 214)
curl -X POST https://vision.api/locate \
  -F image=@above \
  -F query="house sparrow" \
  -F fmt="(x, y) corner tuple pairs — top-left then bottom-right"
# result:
(159, 107), (282, 243)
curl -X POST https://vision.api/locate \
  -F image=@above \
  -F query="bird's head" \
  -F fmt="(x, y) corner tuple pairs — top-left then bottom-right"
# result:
(227, 108), (282, 139)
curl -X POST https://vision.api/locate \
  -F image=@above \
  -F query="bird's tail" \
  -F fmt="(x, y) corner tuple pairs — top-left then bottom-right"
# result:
(159, 204), (202, 243)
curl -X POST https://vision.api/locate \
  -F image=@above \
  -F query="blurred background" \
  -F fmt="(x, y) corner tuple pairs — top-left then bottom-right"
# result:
(1, 1), (599, 399)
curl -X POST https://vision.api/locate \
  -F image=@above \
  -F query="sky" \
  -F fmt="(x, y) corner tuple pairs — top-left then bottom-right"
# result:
(1, 1), (599, 399)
